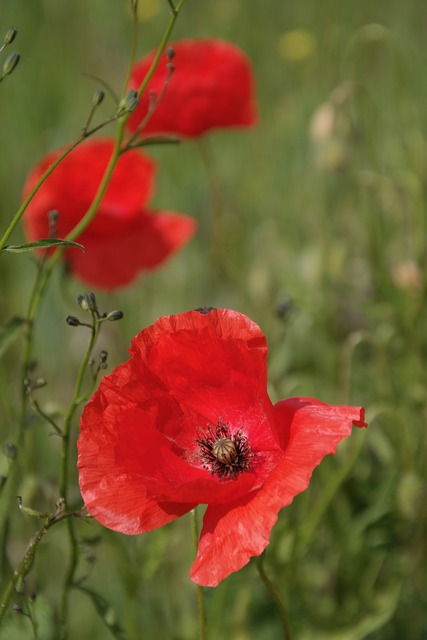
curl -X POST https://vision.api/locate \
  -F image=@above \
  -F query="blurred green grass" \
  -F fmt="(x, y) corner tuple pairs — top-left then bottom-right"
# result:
(1, 0), (427, 638)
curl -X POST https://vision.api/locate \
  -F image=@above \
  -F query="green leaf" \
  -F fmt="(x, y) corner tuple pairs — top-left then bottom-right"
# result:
(1, 238), (85, 253)
(0, 316), (27, 358)
(76, 586), (129, 640)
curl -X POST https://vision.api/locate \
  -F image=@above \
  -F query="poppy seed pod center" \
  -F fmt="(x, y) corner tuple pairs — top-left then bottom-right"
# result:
(196, 421), (253, 480)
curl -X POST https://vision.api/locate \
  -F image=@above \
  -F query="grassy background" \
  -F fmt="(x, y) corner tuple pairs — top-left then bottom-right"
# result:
(1, 0), (427, 638)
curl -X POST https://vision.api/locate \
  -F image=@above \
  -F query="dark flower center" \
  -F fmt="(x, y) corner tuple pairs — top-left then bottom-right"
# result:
(196, 421), (253, 480)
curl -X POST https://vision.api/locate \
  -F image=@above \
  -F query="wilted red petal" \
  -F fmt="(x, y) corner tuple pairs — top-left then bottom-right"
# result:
(68, 210), (196, 289)
(127, 38), (257, 137)
(190, 399), (366, 586)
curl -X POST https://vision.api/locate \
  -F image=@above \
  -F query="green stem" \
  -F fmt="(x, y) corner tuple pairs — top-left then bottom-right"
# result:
(59, 316), (99, 501)
(0, 139), (82, 252)
(256, 552), (292, 640)
(0, 510), (82, 625)
(190, 508), (207, 640)
(122, 0), (139, 95)
(198, 139), (225, 273)
(58, 314), (100, 638)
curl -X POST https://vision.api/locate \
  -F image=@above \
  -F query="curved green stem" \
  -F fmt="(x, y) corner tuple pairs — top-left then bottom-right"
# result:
(256, 552), (292, 640)
(0, 139), (82, 251)
(58, 313), (100, 638)
(0, 509), (83, 625)
(190, 508), (207, 640)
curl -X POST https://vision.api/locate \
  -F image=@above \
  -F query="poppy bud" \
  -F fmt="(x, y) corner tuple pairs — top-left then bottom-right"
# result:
(77, 292), (98, 313)
(2, 443), (16, 459)
(106, 310), (123, 322)
(119, 88), (139, 114)
(66, 315), (80, 327)
(48, 209), (59, 237)
(2, 51), (20, 77)
(34, 378), (47, 389)
(3, 27), (17, 45)
(99, 350), (108, 370)
(92, 89), (105, 107)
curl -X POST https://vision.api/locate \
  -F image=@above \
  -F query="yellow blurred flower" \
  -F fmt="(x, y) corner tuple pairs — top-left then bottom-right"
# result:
(136, 0), (160, 22)
(277, 29), (316, 62)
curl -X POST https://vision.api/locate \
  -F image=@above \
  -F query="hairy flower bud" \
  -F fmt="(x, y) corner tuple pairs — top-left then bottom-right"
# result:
(92, 89), (105, 107)
(99, 350), (108, 370)
(119, 88), (139, 114)
(106, 310), (124, 322)
(77, 292), (98, 313)
(2, 51), (20, 77)
(3, 27), (17, 45)
(66, 315), (80, 327)
(2, 443), (17, 459)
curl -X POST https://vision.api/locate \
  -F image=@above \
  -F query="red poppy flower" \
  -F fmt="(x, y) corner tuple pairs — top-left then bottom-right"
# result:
(22, 139), (196, 289)
(126, 38), (257, 138)
(78, 308), (367, 587)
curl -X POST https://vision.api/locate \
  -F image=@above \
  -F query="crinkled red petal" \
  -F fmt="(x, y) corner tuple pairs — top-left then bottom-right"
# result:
(190, 399), (366, 586)
(78, 388), (195, 534)
(127, 38), (257, 137)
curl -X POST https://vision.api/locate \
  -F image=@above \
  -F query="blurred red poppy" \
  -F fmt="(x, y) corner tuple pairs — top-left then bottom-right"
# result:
(22, 139), (196, 289)
(78, 308), (367, 587)
(126, 38), (257, 138)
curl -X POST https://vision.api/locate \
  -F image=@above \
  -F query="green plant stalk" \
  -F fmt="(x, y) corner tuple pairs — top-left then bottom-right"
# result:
(190, 508), (207, 640)
(256, 552), (292, 640)
(122, 0), (139, 95)
(197, 138), (225, 273)
(0, 139), (81, 252)
(57, 315), (100, 635)
(0, 510), (81, 624)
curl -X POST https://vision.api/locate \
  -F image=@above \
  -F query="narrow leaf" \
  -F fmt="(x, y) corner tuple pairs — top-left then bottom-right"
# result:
(1, 238), (85, 253)
(0, 316), (27, 358)
(76, 586), (129, 640)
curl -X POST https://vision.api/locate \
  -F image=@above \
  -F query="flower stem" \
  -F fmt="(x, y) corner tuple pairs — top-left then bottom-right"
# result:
(256, 552), (292, 640)
(0, 139), (82, 251)
(190, 508), (207, 640)
(0, 509), (83, 624)
(58, 313), (100, 638)
(197, 139), (225, 276)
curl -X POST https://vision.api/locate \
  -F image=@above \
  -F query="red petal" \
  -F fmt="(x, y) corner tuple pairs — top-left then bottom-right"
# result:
(68, 210), (196, 289)
(78, 386), (195, 534)
(22, 138), (155, 240)
(190, 399), (366, 586)
(127, 39), (257, 137)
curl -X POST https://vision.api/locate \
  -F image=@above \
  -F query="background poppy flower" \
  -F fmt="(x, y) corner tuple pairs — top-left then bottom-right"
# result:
(22, 139), (196, 289)
(126, 38), (257, 138)
(78, 308), (367, 587)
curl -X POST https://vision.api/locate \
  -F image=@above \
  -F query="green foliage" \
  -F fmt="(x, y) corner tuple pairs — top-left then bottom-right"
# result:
(0, 239), (85, 253)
